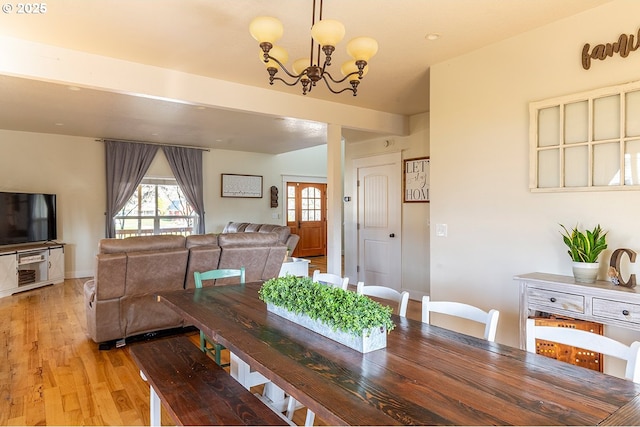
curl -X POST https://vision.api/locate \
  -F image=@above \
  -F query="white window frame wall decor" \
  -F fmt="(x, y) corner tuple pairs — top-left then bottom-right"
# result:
(529, 79), (640, 192)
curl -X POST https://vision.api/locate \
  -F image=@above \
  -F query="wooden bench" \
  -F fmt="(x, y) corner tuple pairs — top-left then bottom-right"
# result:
(128, 335), (290, 426)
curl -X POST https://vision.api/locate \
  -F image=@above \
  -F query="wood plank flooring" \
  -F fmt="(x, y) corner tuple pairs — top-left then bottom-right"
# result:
(0, 257), (421, 426)
(1, 278), (148, 425)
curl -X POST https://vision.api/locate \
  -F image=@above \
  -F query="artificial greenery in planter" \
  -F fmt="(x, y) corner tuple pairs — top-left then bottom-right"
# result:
(560, 223), (608, 283)
(258, 275), (395, 352)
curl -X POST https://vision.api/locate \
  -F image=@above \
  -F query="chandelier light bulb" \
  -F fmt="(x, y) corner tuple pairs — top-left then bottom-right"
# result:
(341, 60), (368, 80)
(249, 2), (376, 96)
(293, 58), (311, 78)
(260, 45), (289, 66)
(346, 36), (379, 61)
(249, 16), (284, 44)
(311, 19), (346, 47)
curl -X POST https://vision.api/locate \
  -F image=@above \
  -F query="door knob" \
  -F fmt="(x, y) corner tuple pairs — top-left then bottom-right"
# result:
(389, 233), (395, 238)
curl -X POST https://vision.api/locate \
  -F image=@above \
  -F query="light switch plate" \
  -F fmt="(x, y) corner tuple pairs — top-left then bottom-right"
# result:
(436, 224), (448, 237)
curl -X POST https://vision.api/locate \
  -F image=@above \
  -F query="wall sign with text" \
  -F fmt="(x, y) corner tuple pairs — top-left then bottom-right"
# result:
(581, 26), (640, 70)
(404, 157), (429, 203)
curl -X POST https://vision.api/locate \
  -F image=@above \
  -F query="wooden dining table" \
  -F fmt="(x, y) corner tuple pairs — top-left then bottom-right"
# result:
(157, 282), (640, 426)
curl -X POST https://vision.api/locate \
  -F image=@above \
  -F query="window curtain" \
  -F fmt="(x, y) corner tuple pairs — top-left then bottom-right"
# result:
(161, 146), (206, 234)
(105, 140), (158, 238)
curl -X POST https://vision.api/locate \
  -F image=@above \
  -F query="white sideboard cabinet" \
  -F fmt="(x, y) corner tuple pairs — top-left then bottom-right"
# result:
(515, 272), (640, 349)
(0, 243), (65, 298)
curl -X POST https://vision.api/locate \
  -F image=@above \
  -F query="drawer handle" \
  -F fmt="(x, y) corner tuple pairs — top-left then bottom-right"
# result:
(550, 297), (557, 303)
(623, 309), (630, 316)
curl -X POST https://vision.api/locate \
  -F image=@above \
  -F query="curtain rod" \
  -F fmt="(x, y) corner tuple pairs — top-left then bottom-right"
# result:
(95, 138), (210, 152)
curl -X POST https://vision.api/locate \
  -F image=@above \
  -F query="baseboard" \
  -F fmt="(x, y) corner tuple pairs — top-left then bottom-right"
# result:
(65, 270), (94, 279)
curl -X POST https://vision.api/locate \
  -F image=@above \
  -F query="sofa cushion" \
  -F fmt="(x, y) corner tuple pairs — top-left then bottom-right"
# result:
(218, 232), (286, 282)
(185, 233), (219, 248)
(99, 235), (186, 254)
(222, 222), (249, 233)
(95, 252), (127, 299)
(222, 221), (296, 250)
(218, 232), (279, 246)
(255, 224), (291, 244)
(185, 245), (222, 289)
(125, 247), (189, 294)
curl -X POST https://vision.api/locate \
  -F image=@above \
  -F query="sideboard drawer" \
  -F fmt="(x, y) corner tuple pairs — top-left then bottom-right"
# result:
(592, 298), (640, 325)
(527, 288), (585, 314)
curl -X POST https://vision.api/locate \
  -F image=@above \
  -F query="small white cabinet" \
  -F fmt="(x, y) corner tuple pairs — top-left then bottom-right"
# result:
(0, 243), (65, 298)
(516, 272), (640, 349)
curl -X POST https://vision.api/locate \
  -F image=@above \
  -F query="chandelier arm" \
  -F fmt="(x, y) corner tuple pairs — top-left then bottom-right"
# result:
(270, 75), (304, 87)
(266, 55), (305, 80)
(323, 70), (361, 84)
(320, 76), (356, 95)
(251, 0), (370, 96)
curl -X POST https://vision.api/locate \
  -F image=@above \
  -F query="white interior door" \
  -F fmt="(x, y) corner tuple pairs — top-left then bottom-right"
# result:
(356, 153), (401, 290)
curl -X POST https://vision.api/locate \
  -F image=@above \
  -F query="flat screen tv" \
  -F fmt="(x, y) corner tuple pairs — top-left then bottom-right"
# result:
(0, 192), (57, 246)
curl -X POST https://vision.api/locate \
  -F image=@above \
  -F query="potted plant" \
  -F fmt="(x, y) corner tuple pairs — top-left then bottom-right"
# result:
(560, 223), (608, 284)
(258, 275), (395, 353)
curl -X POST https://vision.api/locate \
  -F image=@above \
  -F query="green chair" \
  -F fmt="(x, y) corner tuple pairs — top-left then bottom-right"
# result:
(193, 267), (245, 367)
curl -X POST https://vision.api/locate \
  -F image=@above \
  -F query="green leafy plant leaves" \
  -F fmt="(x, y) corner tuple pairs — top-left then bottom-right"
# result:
(559, 223), (608, 263)
(258, 275), (395, 336)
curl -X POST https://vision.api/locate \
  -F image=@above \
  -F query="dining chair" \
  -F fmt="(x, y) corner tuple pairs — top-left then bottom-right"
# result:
(312, 269), (349, 290)
(526, 318), (640, 383)
(421, 296), (500, 342)
(193, 267), (245, 367)
(356, 281), (409, 317)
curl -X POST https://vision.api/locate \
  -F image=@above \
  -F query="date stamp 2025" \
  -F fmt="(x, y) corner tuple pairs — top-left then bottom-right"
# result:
(2, 3), (47, 14)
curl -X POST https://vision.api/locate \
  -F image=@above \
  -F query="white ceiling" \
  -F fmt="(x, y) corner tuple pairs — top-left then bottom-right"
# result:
(0, 0), (611, 153)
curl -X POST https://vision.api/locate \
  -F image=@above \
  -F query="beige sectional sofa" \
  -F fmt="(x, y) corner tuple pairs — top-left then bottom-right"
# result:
(84, 229), (289, 345)
(222, 221), (299, 253)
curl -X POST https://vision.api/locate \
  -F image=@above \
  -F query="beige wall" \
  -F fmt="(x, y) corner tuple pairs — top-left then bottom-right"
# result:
(430, 0), (640, 375)
(344, 112), (430, 295)
(0, 130), (327, 278)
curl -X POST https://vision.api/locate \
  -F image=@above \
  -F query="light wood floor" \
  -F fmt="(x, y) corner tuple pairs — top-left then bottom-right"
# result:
(0, 258), (421, 426)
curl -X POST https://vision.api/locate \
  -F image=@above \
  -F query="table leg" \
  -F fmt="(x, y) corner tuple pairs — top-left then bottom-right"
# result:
(230, 352), (288, 411)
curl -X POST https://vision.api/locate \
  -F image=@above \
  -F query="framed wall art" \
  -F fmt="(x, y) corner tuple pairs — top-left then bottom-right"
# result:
(403, 157), (430, 202)
(221, 174), (263, 198)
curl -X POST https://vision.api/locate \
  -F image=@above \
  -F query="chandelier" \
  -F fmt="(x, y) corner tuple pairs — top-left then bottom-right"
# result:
(249, 0), (378, 96)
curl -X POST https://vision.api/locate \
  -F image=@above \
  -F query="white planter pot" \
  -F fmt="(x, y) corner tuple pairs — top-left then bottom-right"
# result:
(572, 262), (599, 284)
(267, 303), (387, 353)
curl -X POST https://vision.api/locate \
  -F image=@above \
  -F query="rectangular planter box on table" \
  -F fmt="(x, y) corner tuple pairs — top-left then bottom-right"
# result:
(267, 303), (386, 353)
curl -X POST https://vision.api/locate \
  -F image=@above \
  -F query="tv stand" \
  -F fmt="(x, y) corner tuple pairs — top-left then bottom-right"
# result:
(0, 242), (65, 298)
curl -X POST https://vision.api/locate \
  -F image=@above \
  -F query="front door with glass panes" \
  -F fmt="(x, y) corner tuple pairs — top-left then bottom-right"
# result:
(286, 182), (326, 257)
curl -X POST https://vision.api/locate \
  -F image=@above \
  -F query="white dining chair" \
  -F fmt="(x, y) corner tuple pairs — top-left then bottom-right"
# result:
(421, 296), (500, 342)
(356, 282), (409, 317)
(525, 318), (640, 383)
(312, 270), (349, 290)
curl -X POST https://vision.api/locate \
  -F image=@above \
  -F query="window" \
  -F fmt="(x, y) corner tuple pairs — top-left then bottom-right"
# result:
(287, 183), (323, 223)
(301, 187), (322, 221)
(115, 178), (196, 238)
(287, 184), (296, 222)
(530, 79), (640, 192)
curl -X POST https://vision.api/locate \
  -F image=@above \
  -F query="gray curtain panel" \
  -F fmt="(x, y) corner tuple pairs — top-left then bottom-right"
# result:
(105, 140), (158, 238)
(161, 146), (205, 234)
